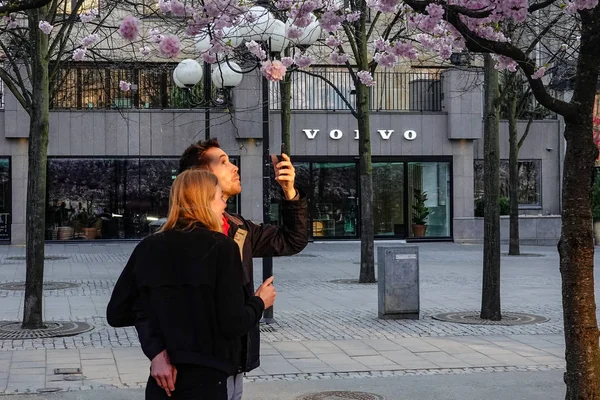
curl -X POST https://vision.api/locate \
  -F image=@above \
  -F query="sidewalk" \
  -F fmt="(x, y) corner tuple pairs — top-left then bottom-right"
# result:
(0, 242), (577, 394)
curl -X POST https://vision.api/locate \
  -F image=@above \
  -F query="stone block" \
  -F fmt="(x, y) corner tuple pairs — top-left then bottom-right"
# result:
(377, 246), (419, 320)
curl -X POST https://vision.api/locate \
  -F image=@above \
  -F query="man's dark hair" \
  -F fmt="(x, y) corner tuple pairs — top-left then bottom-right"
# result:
(179, 138), (221, 173)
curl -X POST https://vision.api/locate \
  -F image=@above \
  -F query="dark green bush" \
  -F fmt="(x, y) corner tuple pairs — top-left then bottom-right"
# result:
(474, 197), (510, 217)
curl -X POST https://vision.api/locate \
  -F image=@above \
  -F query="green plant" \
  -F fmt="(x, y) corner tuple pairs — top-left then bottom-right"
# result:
(412, 188), (430, 225)
(592, 175), (600, 221)
(474, 197), (510, 217)
(77, 211), (97, 228)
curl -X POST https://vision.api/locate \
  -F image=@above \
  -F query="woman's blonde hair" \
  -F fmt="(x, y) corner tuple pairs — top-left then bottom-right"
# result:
(158, 169), (222, 233)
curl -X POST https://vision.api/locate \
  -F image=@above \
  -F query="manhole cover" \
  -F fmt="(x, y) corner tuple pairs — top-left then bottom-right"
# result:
(296, 392), (384, 400)
(5, 256), (70, 261)
(0, 281), (79, 291)
(329, 279), (377, 285)
(431, 311), (548, 326)
(0, 321), (93, 339)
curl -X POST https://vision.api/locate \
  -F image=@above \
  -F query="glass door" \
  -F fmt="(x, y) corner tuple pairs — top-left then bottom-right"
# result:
(0, 158), (10, 242)
(373, 162), (405, 238)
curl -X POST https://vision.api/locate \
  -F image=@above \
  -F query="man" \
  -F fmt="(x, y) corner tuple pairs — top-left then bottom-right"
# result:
(136, 138), (309, 399)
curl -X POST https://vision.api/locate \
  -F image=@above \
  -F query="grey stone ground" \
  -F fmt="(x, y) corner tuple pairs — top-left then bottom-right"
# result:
(0, 370), (566, 399)
(0, 241), (586, 396)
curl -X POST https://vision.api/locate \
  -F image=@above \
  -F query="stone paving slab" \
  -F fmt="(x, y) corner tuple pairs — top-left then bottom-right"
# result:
(0, 241), (583, 394)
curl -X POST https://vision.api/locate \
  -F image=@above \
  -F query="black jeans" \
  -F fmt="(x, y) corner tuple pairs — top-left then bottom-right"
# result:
(145, 364), (228, 400)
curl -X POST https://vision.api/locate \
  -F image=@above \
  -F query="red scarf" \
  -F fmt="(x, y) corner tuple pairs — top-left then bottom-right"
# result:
(222, 215), (230, 235)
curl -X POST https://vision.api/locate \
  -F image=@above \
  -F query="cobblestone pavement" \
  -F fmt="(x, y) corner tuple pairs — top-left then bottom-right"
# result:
(0, 241), (583, 394)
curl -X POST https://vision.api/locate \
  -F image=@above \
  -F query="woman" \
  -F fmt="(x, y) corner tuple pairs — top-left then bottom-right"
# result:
(107, 169), (276, 399)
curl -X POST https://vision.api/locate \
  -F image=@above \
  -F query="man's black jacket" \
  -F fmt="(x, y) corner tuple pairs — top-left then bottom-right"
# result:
(106, 228), (265, 375)
(109, 193), (309, 373)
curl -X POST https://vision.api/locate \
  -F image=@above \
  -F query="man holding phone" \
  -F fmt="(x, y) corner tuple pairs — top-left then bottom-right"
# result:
(135, 138), (309, 400)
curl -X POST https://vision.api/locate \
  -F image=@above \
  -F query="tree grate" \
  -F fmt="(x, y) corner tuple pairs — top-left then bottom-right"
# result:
(295, 392), (385, 400)
(0, 281), (79, 291)
(0, 321), (94, 339)
(431, 311), (548, 326)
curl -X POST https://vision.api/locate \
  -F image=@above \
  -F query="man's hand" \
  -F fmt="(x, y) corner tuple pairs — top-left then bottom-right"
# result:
(271, 153), (297, 200)
(151, 350), (177, 397)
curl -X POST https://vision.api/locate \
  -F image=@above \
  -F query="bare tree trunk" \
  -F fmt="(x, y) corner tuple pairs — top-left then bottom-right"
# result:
(481, 54), (501, 321)
(507, 78), (520, 256)
(356, 0), (374, 284)
(22, 7), (50, 329)
(560, 121), (600, 398)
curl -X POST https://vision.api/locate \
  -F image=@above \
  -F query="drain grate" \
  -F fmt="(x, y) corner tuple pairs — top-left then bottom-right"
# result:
(0, 321), (93, 339)
(5, 256), (70, 261)
(296, 392), (384, 400)
(259, 325), (276, 333)
(0, 281), (79, 291)
(431, 311), (548, 326)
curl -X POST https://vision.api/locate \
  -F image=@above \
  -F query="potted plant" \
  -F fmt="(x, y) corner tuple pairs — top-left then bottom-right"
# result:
(77, 211), (99, 240)
(592, 174), (600, 245)
(412, 188), (430, 237)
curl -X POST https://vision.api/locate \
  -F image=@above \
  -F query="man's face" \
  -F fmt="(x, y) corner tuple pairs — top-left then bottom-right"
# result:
(204, 147), (241, 198)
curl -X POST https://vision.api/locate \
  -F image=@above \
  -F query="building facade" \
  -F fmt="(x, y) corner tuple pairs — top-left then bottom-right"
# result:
(0, 67), (563, 244)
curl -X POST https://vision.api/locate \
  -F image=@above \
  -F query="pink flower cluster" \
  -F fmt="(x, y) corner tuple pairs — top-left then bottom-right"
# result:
(159, 34), (181, 58)
(320, 9), (345, 32)
(261, 60), (287, 81)
(357, 71), (375, 87)
(119, 81), (132, 92)
(493, 55), (518, 72)
(246, 41), (267, 60)
(289, 0), (322, 27)
(72, 48), (86, 61)
(80, 33), (99, 48)
(566, 0), (599, 12)
(119, 16), (139, 41)
(3, 15), (17, 29)
(373, 37), (418, 67)
(140, 46), (151, 56)
(170, 0), (187, 16)
(38, 21), (53, 35)
(281, 57), (294, 67)
(80, 8), (98, 23)
(330, 51), (349, 64)
(531, 66), (546, 80)
(149, 28), (164, 43)
(366, 0), (400, 13)
(325, 35), (342, 48)
(294, 53), (313, 68)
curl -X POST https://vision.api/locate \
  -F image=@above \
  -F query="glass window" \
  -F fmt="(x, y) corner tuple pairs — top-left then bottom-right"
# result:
(312, 163), (357, 237)
(408, 162), (451, 237)
(373, 162), (405, 237)
(46, 158), (178, 240)
(474, 160), (542, 207)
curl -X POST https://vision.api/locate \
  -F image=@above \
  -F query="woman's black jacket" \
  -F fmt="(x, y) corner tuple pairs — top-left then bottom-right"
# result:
(106, 227), (265, 376)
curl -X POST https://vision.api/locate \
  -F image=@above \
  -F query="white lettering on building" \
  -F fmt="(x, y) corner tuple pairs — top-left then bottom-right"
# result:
(303, 129), (418, 140)
(404, 130), (417, 140)
(302, 129), (319, 139)
(329, 129), (343, 140)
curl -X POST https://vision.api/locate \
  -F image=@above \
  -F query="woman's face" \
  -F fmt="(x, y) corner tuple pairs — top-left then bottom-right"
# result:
(210, 184), (227, 217)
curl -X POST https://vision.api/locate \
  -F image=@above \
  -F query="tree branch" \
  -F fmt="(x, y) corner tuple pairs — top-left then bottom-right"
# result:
(518, 113), (536, 149)
(293, 69), (357, 117)
(0, 67), (29, 111)
(366, 11), (380, 42)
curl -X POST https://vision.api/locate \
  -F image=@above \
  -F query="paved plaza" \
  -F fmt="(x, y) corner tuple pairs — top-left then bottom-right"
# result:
(0, 241), (585, 397)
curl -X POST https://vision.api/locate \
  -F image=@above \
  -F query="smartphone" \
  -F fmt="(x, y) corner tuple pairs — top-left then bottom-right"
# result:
(271, 144), (287, 171)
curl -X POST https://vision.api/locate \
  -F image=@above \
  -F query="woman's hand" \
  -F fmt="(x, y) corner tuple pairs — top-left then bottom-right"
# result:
(255, 276), (277, 309)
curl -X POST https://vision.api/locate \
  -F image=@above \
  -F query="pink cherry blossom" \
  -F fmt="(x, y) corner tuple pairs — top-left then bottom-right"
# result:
(202, 52), (218, 63)
(286, 26), (303, 39)
(494, 55), (518, 72)
(158, 0), (171, 13)
(170, 0), (186, 16)
(72, 48), (86, 61)
(294, 53), (313, 68)
(159, 34), (181, 58)
(120, 81), (132, 92)
(246, 41), (267, 61)
(374, 52), (396, 68)
(320, 10), (345, 32)
(38, 21), (53, 35)
(326, 35), (343, 48)
(119, 16), (139, 41)
(531, 66), (546, 80)
(140, 46), (151, 56)
(81, 33), (99, 47)
(149, 28), (164, 43)
(281, 57), (294, 67)
(346, 11), (361, 22)
(391, 41), (418, 59)
(357, 70), (375, 87)
(330, 51), (349, 64)
(261, 60), (287, 81)
(80, 9), (97, 23)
